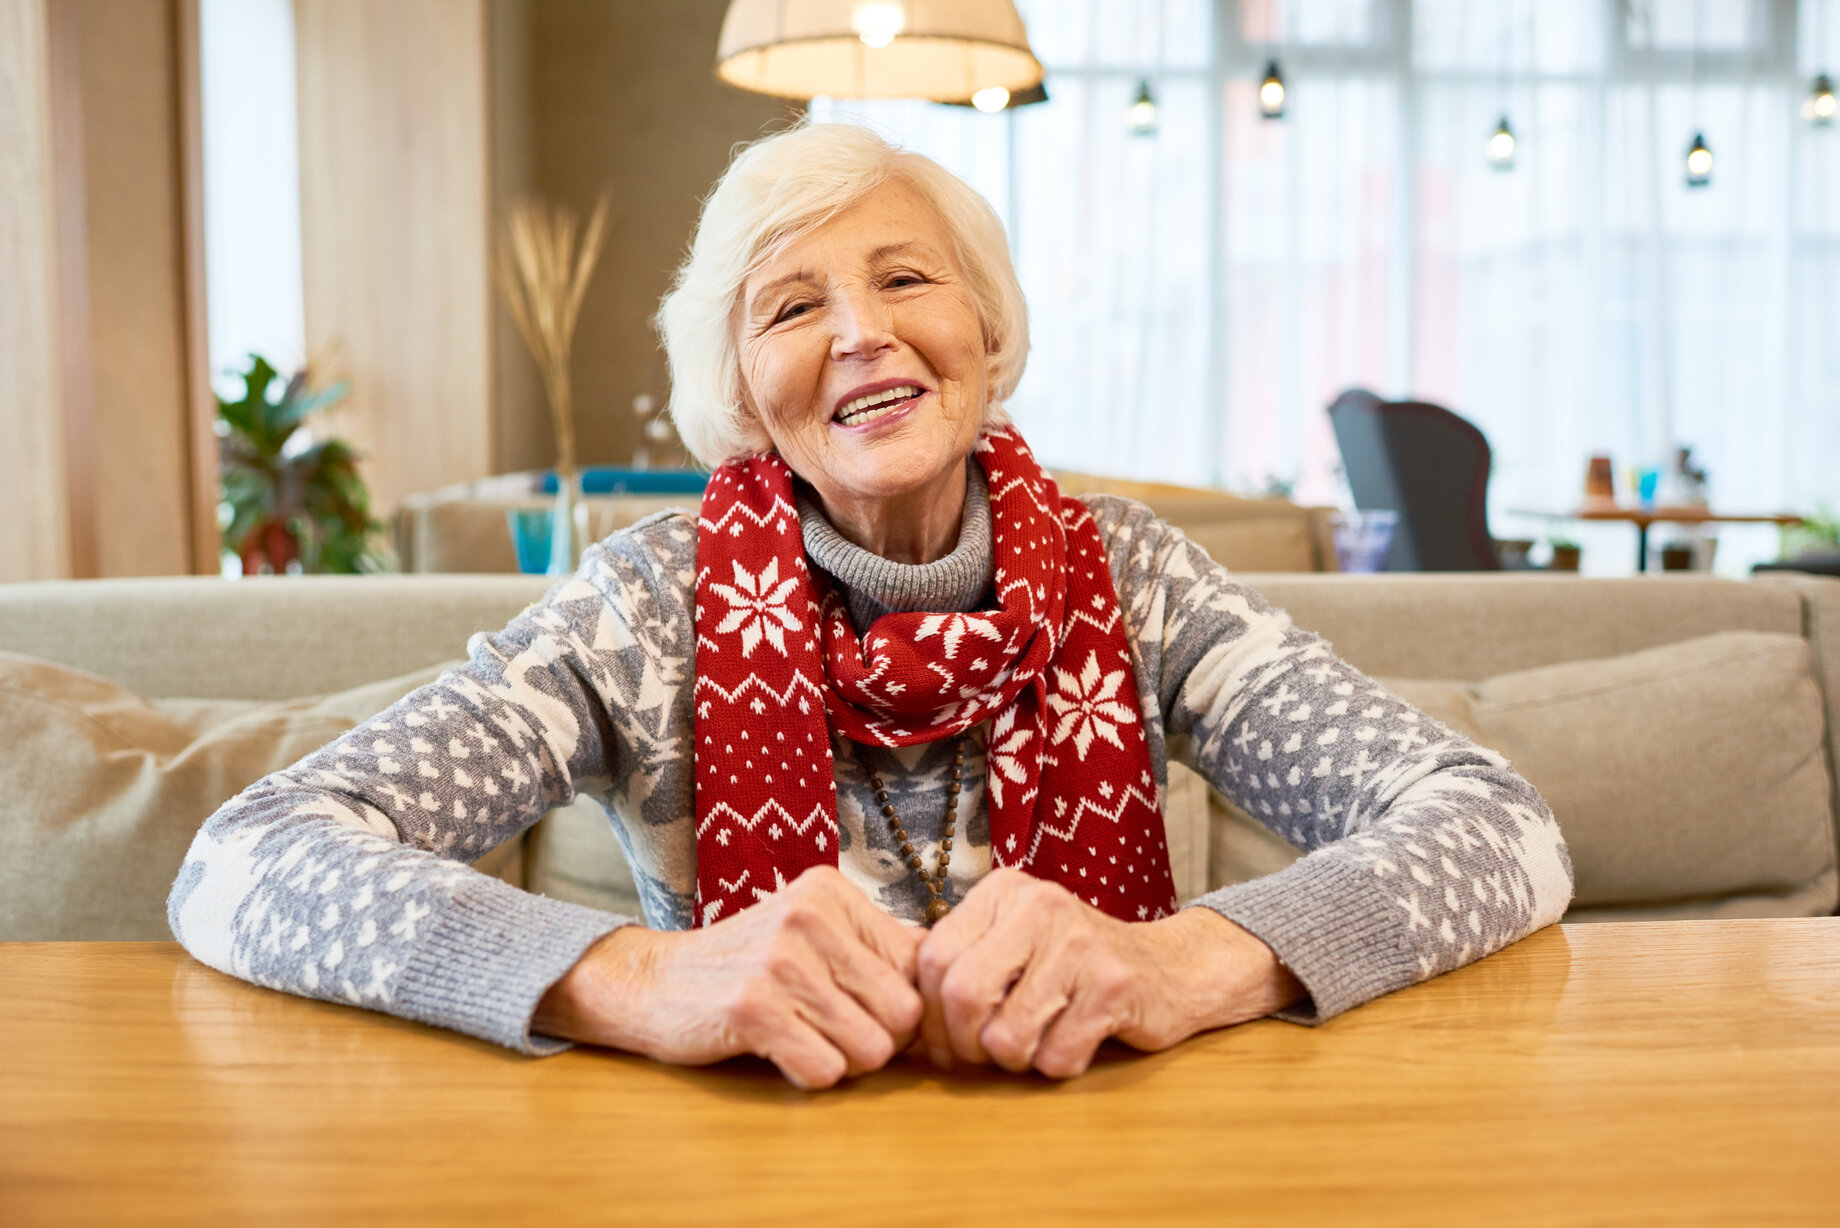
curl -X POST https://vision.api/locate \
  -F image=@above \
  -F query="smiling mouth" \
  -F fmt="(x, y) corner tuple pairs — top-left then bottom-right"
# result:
(833, 384), (925, 427)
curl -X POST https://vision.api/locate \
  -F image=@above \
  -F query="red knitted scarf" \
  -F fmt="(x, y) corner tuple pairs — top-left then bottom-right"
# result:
(692, 427), (1177, 927)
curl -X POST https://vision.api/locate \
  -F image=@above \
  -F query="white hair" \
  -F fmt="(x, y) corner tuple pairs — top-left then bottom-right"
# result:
(657, 122), (1028, 468)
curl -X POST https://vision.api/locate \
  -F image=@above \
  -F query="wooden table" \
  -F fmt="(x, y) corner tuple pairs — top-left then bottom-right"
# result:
(4, 920), (1838, 1225)
(1509, 504), (1802, 571)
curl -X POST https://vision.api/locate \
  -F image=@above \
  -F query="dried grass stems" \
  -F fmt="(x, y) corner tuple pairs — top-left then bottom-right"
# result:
(495, 193), (611, 478)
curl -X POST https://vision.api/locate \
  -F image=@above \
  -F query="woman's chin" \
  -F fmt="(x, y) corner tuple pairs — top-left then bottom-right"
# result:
(820, 450), (968, 509)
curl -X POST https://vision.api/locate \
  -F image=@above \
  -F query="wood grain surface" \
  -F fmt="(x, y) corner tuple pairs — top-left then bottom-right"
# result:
(3, 919), (1837, 1226)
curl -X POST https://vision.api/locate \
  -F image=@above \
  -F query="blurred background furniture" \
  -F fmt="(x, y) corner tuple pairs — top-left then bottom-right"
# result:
(1756, 550), (1840, 579)
(1513, 505), (1805, 573)
(1048, 471), (1339, 573)
(393, 471), (704, 574)
(1327, 389), (1500, 572)
(6, 568), (1836, 940)
(395, 469), (1344, 575)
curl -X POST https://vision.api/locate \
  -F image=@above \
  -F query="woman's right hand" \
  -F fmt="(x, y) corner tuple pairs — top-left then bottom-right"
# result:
(531, 866), (924, 1089)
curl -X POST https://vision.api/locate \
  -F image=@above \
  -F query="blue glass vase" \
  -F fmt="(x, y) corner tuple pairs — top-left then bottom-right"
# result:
(506, 507), (553, 575)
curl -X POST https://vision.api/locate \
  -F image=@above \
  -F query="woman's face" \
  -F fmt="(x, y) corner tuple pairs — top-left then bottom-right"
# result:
(736, 179), (989, 515)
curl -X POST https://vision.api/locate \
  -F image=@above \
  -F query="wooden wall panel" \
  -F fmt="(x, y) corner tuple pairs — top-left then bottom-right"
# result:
(295, 0), (493, 512)
(0, 0), (73, 583)
(525, 0), (792, 469)
(486, 0), (544, 477)
(174, 0), (219, 575)
(74, 0), (199, 577)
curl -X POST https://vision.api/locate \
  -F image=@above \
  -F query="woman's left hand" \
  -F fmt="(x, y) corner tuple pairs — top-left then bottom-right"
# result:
(914, 868), (1305, 1078)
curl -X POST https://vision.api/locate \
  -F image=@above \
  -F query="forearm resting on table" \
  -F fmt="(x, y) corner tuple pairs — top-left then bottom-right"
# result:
(1157, 906), (1307, 1035)
(532, 926), (669, 1052)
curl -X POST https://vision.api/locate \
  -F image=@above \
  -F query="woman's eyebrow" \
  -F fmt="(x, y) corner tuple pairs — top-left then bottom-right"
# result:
(868, 242), (934, 264)
(747, 268), (815, 309)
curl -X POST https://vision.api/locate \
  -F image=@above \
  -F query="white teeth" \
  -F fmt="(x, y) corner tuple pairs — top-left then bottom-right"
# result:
(835, 384), (921, 423)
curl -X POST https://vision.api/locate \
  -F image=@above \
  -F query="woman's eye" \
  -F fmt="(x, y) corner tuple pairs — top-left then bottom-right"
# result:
(885, 273), (924, 289)
(774, 301), (814, 323)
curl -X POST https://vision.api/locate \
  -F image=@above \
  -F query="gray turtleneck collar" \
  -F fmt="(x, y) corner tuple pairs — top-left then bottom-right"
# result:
(796, 463), (993, 633)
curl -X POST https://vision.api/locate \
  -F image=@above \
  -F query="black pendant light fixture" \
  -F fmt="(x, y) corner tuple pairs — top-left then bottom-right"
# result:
(1806, 2), (1835, 126)
(1488, 116), (1517, 170)
(1258, 60), (1286, 119)
(1484, 1), (1519, 170)
(1683, 0), (1712, 187)
(1684, 131), (1714, 187)
(1126, 79), (1159, 135)
(1809, 73), (1838, 125)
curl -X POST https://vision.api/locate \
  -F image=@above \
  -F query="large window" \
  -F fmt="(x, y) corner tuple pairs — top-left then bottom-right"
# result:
(824, 0), (1840, 574)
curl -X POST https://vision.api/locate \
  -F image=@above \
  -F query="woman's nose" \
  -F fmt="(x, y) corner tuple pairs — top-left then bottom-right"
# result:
(829, 286), (896, 361)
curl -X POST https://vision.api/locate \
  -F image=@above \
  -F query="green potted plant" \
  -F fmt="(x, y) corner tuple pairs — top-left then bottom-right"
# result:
(1546, 534), (1582, 572)
(217, 355), (390, 575)
(1781, 505), (1840, 560)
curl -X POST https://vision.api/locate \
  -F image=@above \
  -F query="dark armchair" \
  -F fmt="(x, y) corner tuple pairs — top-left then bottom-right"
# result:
(1328, 389), (1500, 572)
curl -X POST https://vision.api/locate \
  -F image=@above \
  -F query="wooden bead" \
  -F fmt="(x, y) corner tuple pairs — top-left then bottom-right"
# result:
(900, 841), (914, 856)
(925, 897), (951, 925)
(941, 837), (952, 850)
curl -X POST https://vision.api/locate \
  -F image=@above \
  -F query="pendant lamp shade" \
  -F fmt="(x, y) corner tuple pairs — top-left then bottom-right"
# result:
(715, 0), (1044, 101)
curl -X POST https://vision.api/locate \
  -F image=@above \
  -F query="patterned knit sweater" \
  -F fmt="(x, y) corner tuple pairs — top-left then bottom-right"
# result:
(168, 488), (1573, 1055)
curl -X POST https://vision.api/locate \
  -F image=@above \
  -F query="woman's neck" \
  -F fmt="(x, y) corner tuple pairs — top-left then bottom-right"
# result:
(815, 458), (970, 565)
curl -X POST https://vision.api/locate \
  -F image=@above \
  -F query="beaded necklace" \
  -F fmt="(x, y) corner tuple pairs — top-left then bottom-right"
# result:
(846, 733), (969, 926)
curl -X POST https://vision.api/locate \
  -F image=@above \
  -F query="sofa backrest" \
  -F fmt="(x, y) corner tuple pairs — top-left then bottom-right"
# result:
(0, 575), (550, 700)
(1236, 572), (1808, 677)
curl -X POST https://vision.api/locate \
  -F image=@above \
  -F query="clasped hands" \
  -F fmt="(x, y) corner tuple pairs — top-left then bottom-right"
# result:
(534, 866), (1303, 1089)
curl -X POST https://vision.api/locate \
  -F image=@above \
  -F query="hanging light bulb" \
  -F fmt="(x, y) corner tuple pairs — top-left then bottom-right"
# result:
(971, 85), (1011, 113)
(1127, 80), (1158, 136)
(1684, 131), (1713, 187)
(849, 1), (905, 49)
(1258, 61), (1286, 119)
(1487, 116), (1517, 170)
(1805, 74), (1837, 126)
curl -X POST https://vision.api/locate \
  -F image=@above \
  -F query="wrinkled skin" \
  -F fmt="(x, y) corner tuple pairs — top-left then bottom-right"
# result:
(536, 867), (1301, 1088)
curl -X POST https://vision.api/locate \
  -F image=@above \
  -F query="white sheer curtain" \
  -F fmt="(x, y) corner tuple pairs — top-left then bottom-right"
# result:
(828, 0), (1840, 574)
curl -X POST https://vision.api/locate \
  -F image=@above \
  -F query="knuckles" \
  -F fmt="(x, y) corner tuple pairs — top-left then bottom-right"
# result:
(915, 939), (953, 987)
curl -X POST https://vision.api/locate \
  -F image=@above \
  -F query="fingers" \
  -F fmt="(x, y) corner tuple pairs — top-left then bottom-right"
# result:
(724, 922), (899, 1088)
(915, 871), (1169, 1079)
(751, 1013), (851, 1090)
(785, 967), (905, 1078)
(738, 867), (924, 1086)
(795, 870), (925, 1047)
(918, 870), (1047, 1067)
(936, 921), (1037, 1066)
(976, 952), (1074, 1073)
(915, 875), (1003, 1066)
(1028, 995), (1114, 1080)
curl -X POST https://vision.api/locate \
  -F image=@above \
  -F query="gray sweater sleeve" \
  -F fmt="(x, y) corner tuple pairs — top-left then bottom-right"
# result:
(165, 522), (696, 1053)
(1087, 496), (1575, 1021)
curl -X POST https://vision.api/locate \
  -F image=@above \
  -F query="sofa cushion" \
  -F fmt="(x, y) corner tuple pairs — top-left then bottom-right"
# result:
(1180, 519), (1316, 574)
(1204, 630), (1838, 920)
(0, 653), (481, 940)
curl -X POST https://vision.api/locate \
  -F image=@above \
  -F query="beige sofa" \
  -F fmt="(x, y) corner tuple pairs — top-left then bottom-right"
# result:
(393, 471), (1341, 574)
(3, 569), (1836, 940)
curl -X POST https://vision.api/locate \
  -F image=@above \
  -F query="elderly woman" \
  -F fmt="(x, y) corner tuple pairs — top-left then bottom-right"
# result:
(169, 123), (1572, 1088)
